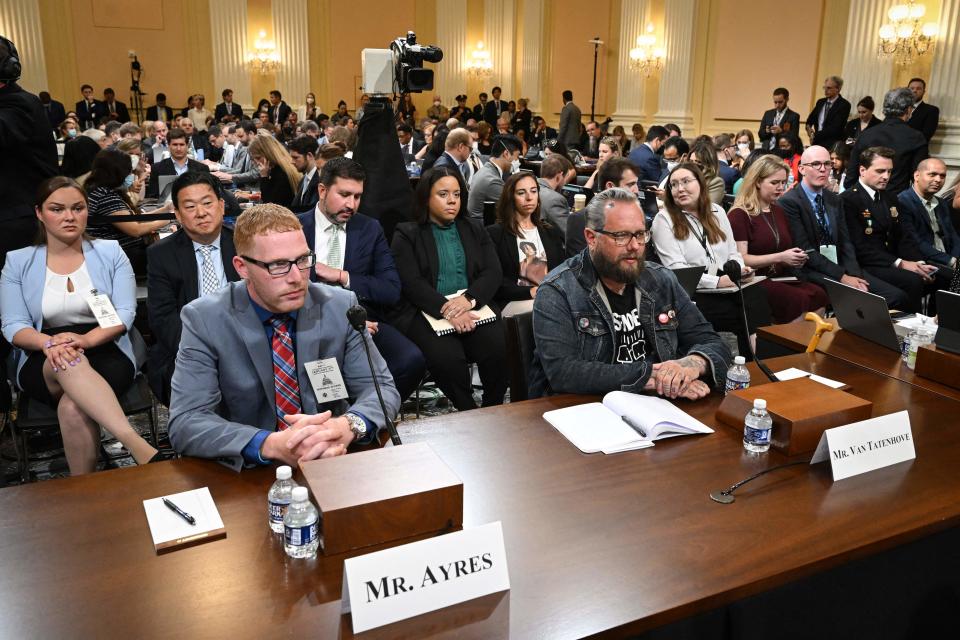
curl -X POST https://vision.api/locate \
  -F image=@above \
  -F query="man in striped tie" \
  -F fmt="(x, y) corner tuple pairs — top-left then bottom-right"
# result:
(167, 203), (400, 471)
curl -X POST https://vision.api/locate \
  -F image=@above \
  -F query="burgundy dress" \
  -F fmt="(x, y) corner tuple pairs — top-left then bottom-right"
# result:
(728, 204), (829, 323)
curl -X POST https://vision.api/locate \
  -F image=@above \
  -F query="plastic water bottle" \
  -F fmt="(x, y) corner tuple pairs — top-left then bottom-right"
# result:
(284, 487), (320, 559)
(724, 356), (751, 395)
(907, 324), (935, 370)
(743, 399), (773, 453)
(267, 465), (299, 534)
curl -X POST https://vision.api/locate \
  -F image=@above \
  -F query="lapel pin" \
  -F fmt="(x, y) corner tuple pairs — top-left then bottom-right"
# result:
(658, 313), (669, 324)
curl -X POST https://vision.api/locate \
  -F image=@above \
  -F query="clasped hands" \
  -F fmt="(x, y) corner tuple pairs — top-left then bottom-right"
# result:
(261, 410), (355, 465)
(644, 355), (710, 400)
(43, 333), (88, 372)
(440, 295), (479, 334)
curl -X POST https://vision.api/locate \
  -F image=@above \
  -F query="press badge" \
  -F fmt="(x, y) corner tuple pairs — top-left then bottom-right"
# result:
(85, 289), (123, 328)
(819, 244), (838, 264)
(304, 358), (349, 403)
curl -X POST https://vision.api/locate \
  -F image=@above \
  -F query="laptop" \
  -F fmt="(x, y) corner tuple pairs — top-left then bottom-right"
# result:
(157, 175), (177, 203)
(935, 290), (960, 354)
(823, 278), (900, 351)
(671, 266), (704, 297)
(561, 184), (594, 209)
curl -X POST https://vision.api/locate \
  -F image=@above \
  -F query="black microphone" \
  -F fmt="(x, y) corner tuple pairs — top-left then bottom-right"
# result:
(346, 305), (402, 446)
(722, 260), (778, 382)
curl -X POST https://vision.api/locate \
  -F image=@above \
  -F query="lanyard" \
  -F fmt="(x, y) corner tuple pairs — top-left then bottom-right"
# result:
(684, 213), (715, 264)
(759, 210), (781, 250)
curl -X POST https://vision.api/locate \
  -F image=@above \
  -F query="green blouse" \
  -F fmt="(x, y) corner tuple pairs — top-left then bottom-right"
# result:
(431, 221), (468, 296)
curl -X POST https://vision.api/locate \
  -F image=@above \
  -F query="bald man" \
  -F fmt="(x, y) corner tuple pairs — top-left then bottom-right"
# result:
(897, 158), (960, 271)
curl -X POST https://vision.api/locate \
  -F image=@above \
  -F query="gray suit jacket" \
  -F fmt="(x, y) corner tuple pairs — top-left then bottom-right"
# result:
(537, 178), (571, 238)
(467, 161), (507, 220)
(558, 101), (581, 148)
(167, 281), (400, 471)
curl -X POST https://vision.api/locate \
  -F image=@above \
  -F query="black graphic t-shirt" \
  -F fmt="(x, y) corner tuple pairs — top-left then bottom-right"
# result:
(603, 283), (648, 364)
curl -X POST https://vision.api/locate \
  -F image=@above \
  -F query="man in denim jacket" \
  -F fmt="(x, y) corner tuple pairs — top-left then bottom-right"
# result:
(529, 188), (732, 399)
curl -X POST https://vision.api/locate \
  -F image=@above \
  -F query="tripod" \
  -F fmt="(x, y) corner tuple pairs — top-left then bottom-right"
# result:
(129, 55), (145, 124)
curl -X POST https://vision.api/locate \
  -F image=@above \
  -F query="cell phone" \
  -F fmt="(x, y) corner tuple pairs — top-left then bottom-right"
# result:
(804, 248), (816, 254)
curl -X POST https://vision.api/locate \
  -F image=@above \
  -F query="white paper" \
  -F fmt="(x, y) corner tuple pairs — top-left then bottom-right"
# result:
(774, 367), (846, 389)
(142, 487), (224, 547)
(810, 410), (915, 481)
(697, 275), (767, 293)
(342, 521), (510, 633)
(501, 299), (534, 317)
(542, 403), (648, 454)
(304, 357), (349, 403)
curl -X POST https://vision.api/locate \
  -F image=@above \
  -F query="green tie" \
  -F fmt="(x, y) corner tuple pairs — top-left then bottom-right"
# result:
(327, 224), (343, 268)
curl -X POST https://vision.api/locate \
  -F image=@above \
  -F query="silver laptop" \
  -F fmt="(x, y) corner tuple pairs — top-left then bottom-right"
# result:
(823, 278), (900, 351)
(158, 175), (177, 202)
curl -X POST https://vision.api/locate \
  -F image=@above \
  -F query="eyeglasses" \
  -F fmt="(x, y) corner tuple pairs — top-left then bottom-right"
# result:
(594, 229), (651, 246)
(800, 161), (831, 171)
(241, 252), (316, 276)
(669, 177), (698, 191)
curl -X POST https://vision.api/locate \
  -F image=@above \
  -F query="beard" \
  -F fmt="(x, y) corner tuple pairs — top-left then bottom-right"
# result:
(590, 246), (645, 284)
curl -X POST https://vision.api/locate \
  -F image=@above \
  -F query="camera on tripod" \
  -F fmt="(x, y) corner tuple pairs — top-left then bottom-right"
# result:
(361, 31), (443, 96)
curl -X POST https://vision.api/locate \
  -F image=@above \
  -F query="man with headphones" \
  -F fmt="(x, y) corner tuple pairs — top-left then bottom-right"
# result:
(0, 36), (59, 359)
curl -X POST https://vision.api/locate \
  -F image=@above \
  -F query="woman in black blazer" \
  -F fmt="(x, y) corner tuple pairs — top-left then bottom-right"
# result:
(390, 166), (508, 410)
(843, 96), (881, 144)
(487, 172), (566, 306)
(247, 134), (299, 207)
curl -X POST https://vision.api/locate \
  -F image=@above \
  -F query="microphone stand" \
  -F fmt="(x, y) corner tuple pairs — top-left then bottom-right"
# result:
(732, 271), (778, 382)
(355, 323), (403, 446)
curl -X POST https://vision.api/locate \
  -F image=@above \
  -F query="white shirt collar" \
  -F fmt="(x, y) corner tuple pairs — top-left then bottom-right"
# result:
(192, 234), (222, 252)
(314, 207), (344, 232)
(303, 166), (317, 183)
(859, 181), (877, 201)
(490, 161), (504, 179)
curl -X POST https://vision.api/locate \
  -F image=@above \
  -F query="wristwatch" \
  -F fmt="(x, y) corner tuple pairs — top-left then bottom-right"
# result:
(344, 412), (367, 441)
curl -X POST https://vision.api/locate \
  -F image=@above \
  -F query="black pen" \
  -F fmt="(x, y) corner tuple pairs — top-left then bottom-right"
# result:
(621, 415), (648, 439)
(163, 498), (196, 525)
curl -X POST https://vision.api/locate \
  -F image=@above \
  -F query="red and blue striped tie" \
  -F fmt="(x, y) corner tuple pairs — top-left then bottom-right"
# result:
(269, 315), (300, 431)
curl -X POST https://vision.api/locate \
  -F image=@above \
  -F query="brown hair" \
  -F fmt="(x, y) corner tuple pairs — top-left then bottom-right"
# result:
(662, 163), (726, 244)
(233, 203), (302, 254)
(34, 176), (89, 245)
(496, 172), (548, 238)
(248, 134), (302, 194)
(541, 153), (574, 180)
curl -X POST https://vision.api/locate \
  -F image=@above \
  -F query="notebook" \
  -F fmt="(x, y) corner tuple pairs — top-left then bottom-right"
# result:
(143, 487), (226, 554)
(422, 290), (497, 336)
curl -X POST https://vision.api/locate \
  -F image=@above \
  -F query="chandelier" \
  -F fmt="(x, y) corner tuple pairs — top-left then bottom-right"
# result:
(878, 2), (939, 65)
(247, 30), (281, 75)
(629, 24), (665, 77)
(466, 41), (493, 78)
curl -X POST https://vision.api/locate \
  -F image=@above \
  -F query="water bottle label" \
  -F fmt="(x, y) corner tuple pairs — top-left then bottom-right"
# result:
(284, 522), (318, 546)
(269, 500), (290, 525)
(744, 426), (771, 444)
(724, 378), (749, 394)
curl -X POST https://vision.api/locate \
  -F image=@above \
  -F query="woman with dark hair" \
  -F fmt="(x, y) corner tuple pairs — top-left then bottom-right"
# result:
(651, 163), (772, 357)
(843, 96), (880, 144)
(688, 141), (725, 205)
(476, 122), (494, 156)
(1, 177), (160, 473)
(84, 149), (171, 275)
(421, 125), (449, 172)
(450, 95), (471, 122)
(390, 166), (508, 410)
(486, 172), (565, 305)
(775, 132), (803, 187)
(60, 135), (101, 182)
(612, 125), (630, 154)
(829, 141), (851, 193)
(396, 94), (416, 125)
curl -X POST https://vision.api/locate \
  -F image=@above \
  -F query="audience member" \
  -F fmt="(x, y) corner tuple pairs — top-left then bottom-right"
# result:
(475, 121), (494, 155)
(178, 118), (209, 159)
(610, 125), (630, 154)
(288, 135), (320, 213)
(513, 98), (532, 137)
(147, 128), (209, 198)
(467, 134), (522, 220)
(845, 88), (929, 193)
(653, 163), (772, 357)
(829, 141), (850, 192)
(584, 136), (622, 190)
(728, 155), (828, 323)
(248, 134), (299, 207)
(843, 96), (880, 144)
(426, 94), (449, 121)
(145, 93), (172, 124)
(897, 158), (960, 270)
(390, 167), (508, 411)
(115, 137), (149, 203)
(432, 127), (474, 181)
(168, 204), (399, 469)
(528, 187), (732, 398)
(214, 88), (243, 123)
(665, 123), (683, 138)
(57, 117), (79, 142)
(83, 128), (109, 149)
(558, 90), (582, 149)
(583, 121), (604, 158)
(688, 141), (725, 205)
(61, 135), (101, 182)
(298, 92), (318, 122)
(397, 123), (423, 160)
(482, 86), (508, 127)
(713, 134), (741, 192)
(450, 94), (471, 122)
(628, 125), (670, 219)
(298, 158), (425, 401)
(907, 77), (940, 142)
(734, 130), (755, 162)
(758, 87), (800, 150)
(75, 84), (103, 129)
(396, 94), (416, 125)
(529, 115), (557, 149)
(660, 136), (690, 181)
(537, 154), (577, 236)
(186, 94), (211, 133)
(101, 88), (129, 123)
(806, 75), (851, 150)
(472, 92), (488, 121)
(268, 90), (292, 126)
(775, 132), (803, 186)
(39, 91), (67, 130)
(567, 158), (642, 257)
(1, 177), (159, 473)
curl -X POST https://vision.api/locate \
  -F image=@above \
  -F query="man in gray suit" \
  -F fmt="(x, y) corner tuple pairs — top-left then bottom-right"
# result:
(558, 90), (582, 150)
(168, 204), (400, 471)
(537, 153), (576, 237)
(466, 134), (522, 220)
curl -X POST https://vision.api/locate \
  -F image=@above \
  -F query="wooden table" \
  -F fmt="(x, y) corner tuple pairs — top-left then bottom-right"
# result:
(758, 320), (960, 401)
(2, 353), (959, 638)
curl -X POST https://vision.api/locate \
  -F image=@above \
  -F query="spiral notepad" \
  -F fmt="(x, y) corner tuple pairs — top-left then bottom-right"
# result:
(422, 290), (497, 336)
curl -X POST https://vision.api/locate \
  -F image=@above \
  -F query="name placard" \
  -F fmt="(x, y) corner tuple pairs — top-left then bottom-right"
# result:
(810, 410), (916, 481)
(342, 521), (510, 633)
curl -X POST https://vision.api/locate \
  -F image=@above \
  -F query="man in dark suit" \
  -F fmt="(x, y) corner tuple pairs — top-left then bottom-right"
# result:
(713, 133), (741, 193)
(145, 93), (173, 124)
(482, 86), (508, 127)
(289, 135), (321, 214)
(179, 117), (210, 160)
(147, 128), (209, 198)
(147, 172), (240, 404)
(845, 87), (928, 193)
(101, 88), (130, 123)
(907, 77), (939, 142)
(628, 125), (669, 222)
(567, 158), (642, 257)
(268, 90), (291, 126)
(841, 146), (935, 312)
(558, 90), (582, 149)
(779, 145), (911, 310)
(472, 92), (487, 122)
(38, 91), (66, 131)
(397, 123), (424, 160)
(582, 120), (604, 158)
(805, 75), (851, 150)
(214, 88), (244, 123)
(298, 157), (425, 401)
(432, 127), (474, 182)
(758, 87), (801, 150)
(75, 83), (104, 129)
(897, 158), (960, 271)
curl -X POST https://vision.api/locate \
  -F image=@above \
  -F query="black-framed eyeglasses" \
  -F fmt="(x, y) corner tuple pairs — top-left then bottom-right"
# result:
(593, 229), (651, 246)
(241, 252), (316, 276)
(800, 161), (831, 171)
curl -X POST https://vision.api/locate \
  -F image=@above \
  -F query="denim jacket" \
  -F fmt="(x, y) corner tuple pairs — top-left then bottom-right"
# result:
(528, 251), (732, 397)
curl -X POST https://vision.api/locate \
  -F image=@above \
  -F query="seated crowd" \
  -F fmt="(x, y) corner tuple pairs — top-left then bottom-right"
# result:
(4, 75), (960, 478)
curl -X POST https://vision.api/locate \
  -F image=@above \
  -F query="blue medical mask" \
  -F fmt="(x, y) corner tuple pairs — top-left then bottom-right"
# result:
(122, 174), (135, 189)
(67, 128), (77, 138)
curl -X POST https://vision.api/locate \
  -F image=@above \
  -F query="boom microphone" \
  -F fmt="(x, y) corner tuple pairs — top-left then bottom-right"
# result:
(346, 305), (402, 446)
(722, 260), (778, 383)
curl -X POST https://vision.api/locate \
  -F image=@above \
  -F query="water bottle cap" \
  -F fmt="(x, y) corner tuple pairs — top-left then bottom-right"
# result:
(291, 486), (309, 502)
(276, 465), (292, 480)
(733, 356), (746, 365)
(753, 398), (767, 410)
